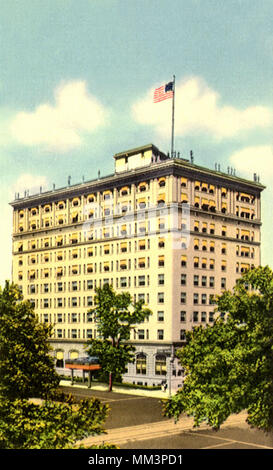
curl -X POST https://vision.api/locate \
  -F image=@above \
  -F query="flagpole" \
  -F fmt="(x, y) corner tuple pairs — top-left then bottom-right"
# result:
(171, 75), (175, 158)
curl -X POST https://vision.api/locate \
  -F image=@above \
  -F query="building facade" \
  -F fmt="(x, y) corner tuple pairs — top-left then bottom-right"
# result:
(10, 143), (265, 390)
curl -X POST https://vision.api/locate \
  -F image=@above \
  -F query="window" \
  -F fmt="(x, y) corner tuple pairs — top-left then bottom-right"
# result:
(138, 258), (146, 268)
(120, 277), (127, 288)
(181, 292), (187, 304)
(180, 330), (186, 341)
(158, 177), (166, 187)
(201, 294), (207, 305)
(158, 292), (164, 304)
(210, 223), (215, 234)
(71, 329), (77, 339)
(209, 312), (214, 322)
(57, 298), (63, 308)
(193, 275), (199, 286)
(30, 284), (35, 294)
(72, 266), (78, 275)
(136, 353), (146, 375)
(120, 242), (127, 253)
(87, 280), (93, 290)
(158, 238), (165, 248)
(194, 257), (199, 268)
(221, 260), (227, 271)
(209, 276), (215, 288)
(202, 222), (207, 233)
(157, 330), (164, 340)
(87, 264), (93, 273)
(181, 274), (187, 286)
(193, 293), (199, 305)
(87, 312), (93, 322)
(201, 276), (207, 287)
(209, 259), (215, 270)
(55, 351), (64, 368)
(72, 281), (78, 291)
(157, 311), (164, 322)
(180, 311), (186, 322)
(193, 311), (199, 322)
(155, 354), (166, 375)
(158, 274), (165, 285)
(87, 296), (93, 307)
(138, 240), (146, 251)
(71, 313), (78, 323)
(138, 275), (145, 286)
(138, 182), (148, 192)
(201, 312), (207, 322)
(72, 297), (77, 307)
(43, 299), (49, 308)
(137, 329), (145, 340)
(221, 243), (227, 254)
(209, 294), (214, 305)
(57, 282), (63, 292)
(181, 177), (187, 187)
(86, 329), (93, 339)
(194, 238), (199, 250)
(158, 255), (165, 267)
(202, 240), (207, 251)
(221, 277), (226, 289)
(181, 255), (187, 267)
(120, 260), (127, 270)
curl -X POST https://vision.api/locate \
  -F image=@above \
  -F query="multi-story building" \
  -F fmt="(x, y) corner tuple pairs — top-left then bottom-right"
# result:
(10, 143), (265, 390)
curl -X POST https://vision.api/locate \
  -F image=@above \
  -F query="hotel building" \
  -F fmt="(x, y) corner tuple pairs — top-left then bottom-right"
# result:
(10, 143), (265, 390)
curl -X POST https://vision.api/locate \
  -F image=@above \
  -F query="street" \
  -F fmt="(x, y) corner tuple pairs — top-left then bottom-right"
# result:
(60, 385), (273, 450)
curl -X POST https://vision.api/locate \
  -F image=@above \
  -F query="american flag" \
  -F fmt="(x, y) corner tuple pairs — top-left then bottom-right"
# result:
(153, 81), (174, 103)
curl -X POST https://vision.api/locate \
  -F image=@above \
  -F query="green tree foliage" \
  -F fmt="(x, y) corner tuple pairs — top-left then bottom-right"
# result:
(0, 396), (109, 449)
(0, 281), (59, 399)
(86, 284), (152, 391)
(163, 266), (273, 432)
(0, 282), (110, 448)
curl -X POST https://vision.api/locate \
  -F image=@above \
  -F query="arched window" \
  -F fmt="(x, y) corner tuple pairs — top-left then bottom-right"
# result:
(155, 354), (167, 376)
(69, 350), (79, 360)
(56, 350), (64, 368)
(136, 353), (147, 375)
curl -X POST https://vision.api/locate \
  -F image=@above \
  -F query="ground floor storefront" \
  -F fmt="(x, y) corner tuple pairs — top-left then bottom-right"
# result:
(51, 339), (185, 392)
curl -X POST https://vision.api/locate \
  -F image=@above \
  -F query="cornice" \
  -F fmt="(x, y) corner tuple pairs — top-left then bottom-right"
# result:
(10, 157), (265, 210)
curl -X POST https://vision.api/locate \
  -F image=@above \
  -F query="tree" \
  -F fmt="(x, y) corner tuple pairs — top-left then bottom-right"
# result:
(0, 395), (109, 449)
(163, 266), (273, 432)
(0, 281), (59, 400)
(0, 282), (110, 449)
(86, 284), (152, 391)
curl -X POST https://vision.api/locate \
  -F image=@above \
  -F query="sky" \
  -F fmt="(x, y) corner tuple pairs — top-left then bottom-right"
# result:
(0, 0), (272, 286)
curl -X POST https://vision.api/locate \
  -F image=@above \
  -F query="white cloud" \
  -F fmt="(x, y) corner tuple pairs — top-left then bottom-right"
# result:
(229, 145), (273, 270)
(229, 145), (273, 181)
(10, 81), (109, 152)
(11, 173), (49, 198)
(132, 76), (272, 140)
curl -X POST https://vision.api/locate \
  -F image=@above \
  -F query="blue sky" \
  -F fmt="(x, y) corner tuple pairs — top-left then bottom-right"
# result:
(0, 0), (272, 285)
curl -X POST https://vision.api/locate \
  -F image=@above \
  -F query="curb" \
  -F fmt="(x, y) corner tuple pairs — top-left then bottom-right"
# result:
(59, 380), (175, 399)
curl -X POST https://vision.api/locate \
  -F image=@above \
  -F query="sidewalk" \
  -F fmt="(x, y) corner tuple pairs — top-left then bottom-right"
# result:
(59, 379), (174, 399)
(76, 411), (249, 448)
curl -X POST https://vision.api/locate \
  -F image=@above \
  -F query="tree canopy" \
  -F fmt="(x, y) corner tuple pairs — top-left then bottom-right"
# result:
(0, 282), (110, 449)
(86, 283), (152, 391)
(0, 281), (59, 400)
(163, 266), (273, 432)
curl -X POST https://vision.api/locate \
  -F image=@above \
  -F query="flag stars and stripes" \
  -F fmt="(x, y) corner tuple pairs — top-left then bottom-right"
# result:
(153, 81), (174, 103)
